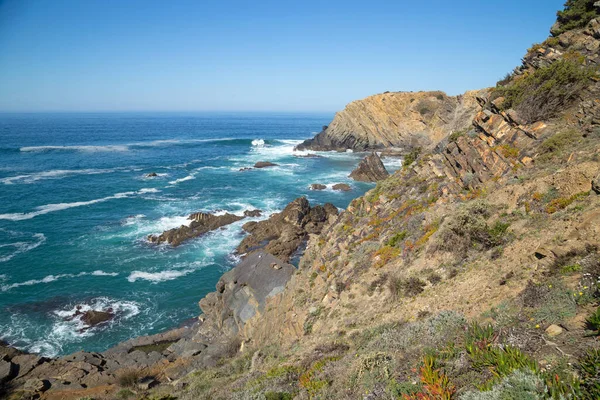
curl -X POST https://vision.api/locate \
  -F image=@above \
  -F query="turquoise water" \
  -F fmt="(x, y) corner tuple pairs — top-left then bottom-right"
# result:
(0, 112), (399, 357)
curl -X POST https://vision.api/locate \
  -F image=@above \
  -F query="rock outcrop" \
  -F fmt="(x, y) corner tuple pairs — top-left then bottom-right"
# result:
(349, 152), (390, 182)
(295, 90), (486, 152)
(310, 184), (326, 190)
(236, 197), (338, 261)
(332, 183), (351, 191)
(253, 161), (278, 168)
(148, 212), (244, 247)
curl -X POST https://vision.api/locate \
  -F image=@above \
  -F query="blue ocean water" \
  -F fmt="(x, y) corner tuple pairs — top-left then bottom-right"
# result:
(0, 112), (400, 357)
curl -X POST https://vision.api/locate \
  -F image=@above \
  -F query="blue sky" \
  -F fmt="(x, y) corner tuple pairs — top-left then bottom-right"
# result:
(0, 0), (565, 112)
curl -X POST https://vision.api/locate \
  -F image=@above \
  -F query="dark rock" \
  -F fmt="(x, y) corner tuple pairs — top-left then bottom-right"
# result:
(253, 161), (278, 168)
(148, 212), (244, 246)
(310, 184), (326, 190)
(593, 173), (600, 194)
(0, 360), (16, 382)
(239, 167), (253, 171)
(146, 172), (158, 177)
(332, 183), (352, 192)
(12, 354), (46, 379)
(349, 152), (390, 182)
(243, 209), (262, 217)
(197, 251), (296, 340)
(138, 376), (159, 390)
(236, 197), (338, 261)
(81, 310), (113, 327)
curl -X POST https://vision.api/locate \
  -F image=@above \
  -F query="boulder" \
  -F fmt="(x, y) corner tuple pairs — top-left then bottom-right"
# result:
(81, 310), (114, 327)
(310, 184), (326, 190)
(349, 152), (390, 182)
(545, 324), (563, 337)
(253, 161), (278, 169)
(332, 183), (351, 192)
(148, 212), (244, 246)
(244, 209), (262, 217)
(146, 172), (158, 177)
(236, 197), (338, 261)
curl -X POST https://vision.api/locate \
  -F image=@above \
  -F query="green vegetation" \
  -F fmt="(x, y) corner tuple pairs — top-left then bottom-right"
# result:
(554, 0), (599, 35)
(538, 129), (581, 162)
(579, 349), (600, 399)
(586, 307), (600, 335)
(495, 58), (596, 123)
(387, 230), (408, 247)
(403, 147), (422, 168)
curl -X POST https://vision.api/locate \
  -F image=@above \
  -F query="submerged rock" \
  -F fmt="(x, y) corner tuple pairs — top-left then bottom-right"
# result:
(349, 152), (390, 182)
(253, 161), (278, 168)
(332, 183), (351, 191)
(148, 212), (244, 247)
(236, 197), (338, 261)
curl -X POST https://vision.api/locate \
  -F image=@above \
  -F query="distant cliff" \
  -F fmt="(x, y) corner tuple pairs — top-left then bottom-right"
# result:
(296, 89), (487, 151)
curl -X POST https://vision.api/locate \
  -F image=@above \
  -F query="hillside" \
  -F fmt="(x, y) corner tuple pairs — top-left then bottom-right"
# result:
(3, 1), (600, 399)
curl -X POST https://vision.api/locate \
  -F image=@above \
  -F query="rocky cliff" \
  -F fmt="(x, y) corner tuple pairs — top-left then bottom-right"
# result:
(296, 89), (487, 152)
(5, 3), (600, 400)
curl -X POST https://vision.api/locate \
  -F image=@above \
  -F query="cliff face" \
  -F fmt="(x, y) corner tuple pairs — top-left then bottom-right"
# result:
(296, 89), (487, 152)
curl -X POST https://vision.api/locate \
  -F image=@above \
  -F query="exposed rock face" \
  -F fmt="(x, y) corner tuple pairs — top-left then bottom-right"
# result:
(196, 251), (295, 341)
(349, 152), (390, 182)
(148, 212), (244, 246)
(237, 197), (338, 261)
(253, 161), (278, 168)
(332, 183), (351, 191)
(80, 310), (113, 328)
(296, 90), (485, 151)
(310, 184), (326, 190)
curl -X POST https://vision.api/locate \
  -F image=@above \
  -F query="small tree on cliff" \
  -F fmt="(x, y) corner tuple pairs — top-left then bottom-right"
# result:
(554, 0), (599, 35)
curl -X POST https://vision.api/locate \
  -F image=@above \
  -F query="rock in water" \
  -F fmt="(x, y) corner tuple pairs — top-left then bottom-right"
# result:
(332, 183), (351, 192)
(244, 209), (262, 217)
(349, 152), (390, 182)
(310, 184), (326, 190)
(81, 310), (114, 327)
(146, 172), (158, 177)
(236, 197), (338, 261)
(148, 212), (244, 246)
(253, 161), (278, 168)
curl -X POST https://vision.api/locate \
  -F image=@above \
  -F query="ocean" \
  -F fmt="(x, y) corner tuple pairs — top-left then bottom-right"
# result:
(0, 112), (400, 357)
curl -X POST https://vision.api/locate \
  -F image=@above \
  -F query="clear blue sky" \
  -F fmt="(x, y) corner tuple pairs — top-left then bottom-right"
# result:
(0, 0), (565, 112)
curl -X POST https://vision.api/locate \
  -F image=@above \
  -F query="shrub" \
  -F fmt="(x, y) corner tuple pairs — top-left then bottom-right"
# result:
(387, 231), (408, 247)
(265, 392), (293, 400)
(373, 245), (400, 268)
(117, 369), (142, 388)
(495, 58), (596, 123)
(579, 349), (600, 399)
(404, 277), (426, 297)
(403, 147), (422, 168)
(586, 307), (600, 335)
(538, 129), (581, 160)
(459, 369), (547, 400)
(387, 275), (403, 300)
(554, 0), (599, 35)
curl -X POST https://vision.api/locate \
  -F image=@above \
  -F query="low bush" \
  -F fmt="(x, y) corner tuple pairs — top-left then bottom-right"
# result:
(403, 147), (422, 168)
(495, 58), (596, 123)
(554, 0), (599, 35)
(586, 307), (600, 335)
(459, 369), (546, 400)
(579, 348), (600, 399)
(387, 275), (403, 300)
(117, 369), (142, 388)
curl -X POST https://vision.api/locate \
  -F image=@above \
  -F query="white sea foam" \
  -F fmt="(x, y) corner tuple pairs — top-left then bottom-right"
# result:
(0, 233), (46, 262)
(20, 145), (130, 152)
(0, 168), (125, 185)
(127, 269), (193, 283)
(0, 189), (155, 221)
(251, 139), (265, 147)
(0, 270), (118, 291)
(138, 188), (160, 194)
(168, 175), (195, 185)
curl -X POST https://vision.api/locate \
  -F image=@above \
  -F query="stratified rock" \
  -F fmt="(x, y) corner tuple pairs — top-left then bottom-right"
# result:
(197, 251), (295, 340)
(254, 161), (278, 168)
(81, 310), (114, 327)
(244, 210), (262, 217)
(148, 212), (244, 247)
(310, 184), (326, 190)
(295, 90), (485, 151)
(23, 378), (49, 392)
(349, 152), (390, 182)
(332, 183), (351, 192)
(236, 197), (338, 261)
